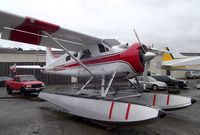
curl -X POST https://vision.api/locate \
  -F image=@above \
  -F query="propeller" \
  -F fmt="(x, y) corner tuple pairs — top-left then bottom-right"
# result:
(133, 29), (156, 90)
(143, 52), (156, 89)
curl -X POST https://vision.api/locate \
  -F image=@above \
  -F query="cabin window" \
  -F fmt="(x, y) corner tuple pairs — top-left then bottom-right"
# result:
(80, 49), (91, 59)
(66, 56), (70, 61)
(73, 53), (78, 57)
(98, 43), (109, 53)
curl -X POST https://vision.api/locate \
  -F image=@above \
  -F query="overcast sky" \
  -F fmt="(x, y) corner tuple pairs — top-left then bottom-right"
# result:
(0, 0), (200, 52)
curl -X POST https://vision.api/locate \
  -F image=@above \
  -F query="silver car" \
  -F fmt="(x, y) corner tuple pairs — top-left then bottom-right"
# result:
(185, 71), (200, 79)
(130, 76), (167, 91)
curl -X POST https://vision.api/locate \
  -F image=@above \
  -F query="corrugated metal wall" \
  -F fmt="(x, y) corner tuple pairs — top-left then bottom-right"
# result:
(0, 62), (69, 84)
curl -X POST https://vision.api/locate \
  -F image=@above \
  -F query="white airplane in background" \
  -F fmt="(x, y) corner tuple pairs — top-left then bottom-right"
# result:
(0, 10), (196, 127)
(162, 47), (200, 71)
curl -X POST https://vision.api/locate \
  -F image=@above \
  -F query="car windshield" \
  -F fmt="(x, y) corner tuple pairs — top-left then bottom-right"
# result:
(148, 76), (157, 82)
(20, 75), (36, 82)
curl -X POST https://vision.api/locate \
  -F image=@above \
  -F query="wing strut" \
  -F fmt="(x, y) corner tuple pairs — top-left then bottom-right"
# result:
(42, 31), (94, 76)
(76, 76), (94, 95)
(100, 71), (117, 97)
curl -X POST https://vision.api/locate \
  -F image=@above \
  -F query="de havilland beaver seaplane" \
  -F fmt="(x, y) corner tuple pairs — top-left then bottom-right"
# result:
(0, 10), (196, 126)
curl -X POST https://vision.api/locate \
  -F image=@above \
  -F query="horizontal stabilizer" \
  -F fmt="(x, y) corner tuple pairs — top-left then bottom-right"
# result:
(10, 65), (43, 70)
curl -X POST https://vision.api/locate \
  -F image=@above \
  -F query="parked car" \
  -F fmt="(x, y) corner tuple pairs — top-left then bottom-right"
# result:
(185, 71), (200, 79)
(0, 76), (12, 87)
(6, 75), (45, 95)
(129, 76), (167, 91)
(151, 75), (188, 88)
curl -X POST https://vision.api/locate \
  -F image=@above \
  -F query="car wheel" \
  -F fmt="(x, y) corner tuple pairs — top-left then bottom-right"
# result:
(152, 85), (158, 91)
(7, 86), (12, 94)
(20, 87), (26, 96)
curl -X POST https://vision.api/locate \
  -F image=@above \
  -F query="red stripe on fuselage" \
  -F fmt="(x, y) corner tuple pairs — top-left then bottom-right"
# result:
(108, 101), (115, 120)
(63, 43), (144, 73)
(9, 17), (59, 45)
(125, 103), (131, 120)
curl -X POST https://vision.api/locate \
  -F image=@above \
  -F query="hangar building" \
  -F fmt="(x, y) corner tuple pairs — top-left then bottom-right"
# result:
(0, 48), (69, 84)
(0, 47), (199, 84)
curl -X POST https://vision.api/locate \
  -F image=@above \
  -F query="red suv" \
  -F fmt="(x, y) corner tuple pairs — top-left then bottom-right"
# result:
(6, 75), (45, 95)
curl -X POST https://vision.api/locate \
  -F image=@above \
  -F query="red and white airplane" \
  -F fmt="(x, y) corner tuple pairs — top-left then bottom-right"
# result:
(0, 10), (196, 126)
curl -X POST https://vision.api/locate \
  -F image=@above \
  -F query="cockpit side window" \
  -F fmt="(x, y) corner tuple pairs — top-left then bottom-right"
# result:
(73, 53), (78, 57)
(80, 49), (91, 59)
(98, 43), (109, 53)
(66, 56), (70, 61)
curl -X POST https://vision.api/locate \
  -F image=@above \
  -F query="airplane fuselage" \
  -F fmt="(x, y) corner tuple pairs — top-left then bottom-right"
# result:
(42, 43), (145, 77)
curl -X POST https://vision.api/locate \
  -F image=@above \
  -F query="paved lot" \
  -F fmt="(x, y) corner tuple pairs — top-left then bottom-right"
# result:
(0, 79), (200, 135)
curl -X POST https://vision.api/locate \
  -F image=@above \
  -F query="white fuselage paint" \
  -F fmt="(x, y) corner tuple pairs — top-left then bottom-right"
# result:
(42, 45), (137, 77)
(43, 62), (134, 77)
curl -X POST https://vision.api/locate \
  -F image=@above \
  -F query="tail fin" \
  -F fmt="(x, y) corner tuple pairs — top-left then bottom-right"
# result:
(46, 47), (57, 65)
(162, 47), (186, 61)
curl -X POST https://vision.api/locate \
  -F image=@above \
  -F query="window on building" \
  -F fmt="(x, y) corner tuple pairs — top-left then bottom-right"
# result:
(80, 49), (91, 59)
(98, 43), (109, 53)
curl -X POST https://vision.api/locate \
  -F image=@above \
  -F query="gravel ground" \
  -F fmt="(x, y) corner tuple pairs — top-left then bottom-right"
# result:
(0, 79), (200, 135)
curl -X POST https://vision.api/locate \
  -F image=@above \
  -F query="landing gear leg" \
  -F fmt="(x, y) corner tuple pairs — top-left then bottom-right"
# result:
(76, 77), (94, 95)
(101, 71), (117, 97)
(127, 76), (143, 93)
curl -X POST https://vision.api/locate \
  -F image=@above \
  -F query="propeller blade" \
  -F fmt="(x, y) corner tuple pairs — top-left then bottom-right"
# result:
(133, 29), (146, 52)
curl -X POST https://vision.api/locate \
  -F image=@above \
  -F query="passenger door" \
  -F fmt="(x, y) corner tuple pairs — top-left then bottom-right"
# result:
(12, 77), (21, 90)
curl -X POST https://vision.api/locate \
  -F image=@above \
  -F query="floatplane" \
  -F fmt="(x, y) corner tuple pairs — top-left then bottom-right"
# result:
(162, 46), (200, 71)
(0, 10), (196, 127)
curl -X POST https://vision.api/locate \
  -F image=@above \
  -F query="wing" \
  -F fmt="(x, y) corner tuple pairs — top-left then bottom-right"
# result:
(0, 10), (103, 51)
(161, 57), (200, 71)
